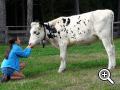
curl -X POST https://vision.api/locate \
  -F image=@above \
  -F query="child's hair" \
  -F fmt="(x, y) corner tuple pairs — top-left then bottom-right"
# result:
(4, 37), (17, 59)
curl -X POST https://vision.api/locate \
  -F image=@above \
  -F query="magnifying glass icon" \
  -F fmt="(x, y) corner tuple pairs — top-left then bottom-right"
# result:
(98, 69), (114, 84)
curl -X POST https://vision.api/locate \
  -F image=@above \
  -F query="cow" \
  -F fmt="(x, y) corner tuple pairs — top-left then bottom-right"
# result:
(29, 9), (116, 73)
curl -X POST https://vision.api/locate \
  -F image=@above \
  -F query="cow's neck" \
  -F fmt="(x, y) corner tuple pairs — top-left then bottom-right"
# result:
(44, 29), (59, 48)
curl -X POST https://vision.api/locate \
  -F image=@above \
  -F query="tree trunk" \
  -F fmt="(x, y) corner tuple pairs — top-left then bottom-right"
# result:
(27, 0), (33, 38)
(75, 0), (80, 14)
(118, 0), (120, 21)
(0, 0), (7, 43)
(0, 0), (6, 27)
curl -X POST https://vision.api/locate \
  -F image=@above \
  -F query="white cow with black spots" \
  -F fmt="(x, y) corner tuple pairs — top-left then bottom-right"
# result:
(29, 9), (116, 73)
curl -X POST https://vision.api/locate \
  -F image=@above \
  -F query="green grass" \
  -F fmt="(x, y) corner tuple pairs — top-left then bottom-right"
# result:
(0, 39), (120, 90)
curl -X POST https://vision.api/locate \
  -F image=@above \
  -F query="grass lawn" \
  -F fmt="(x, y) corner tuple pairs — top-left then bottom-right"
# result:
(0, 39), (120, 90)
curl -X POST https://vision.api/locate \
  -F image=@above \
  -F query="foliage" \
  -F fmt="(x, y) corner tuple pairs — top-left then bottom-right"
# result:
(4, 0), (119, 26)
(39, 0), (118, 21)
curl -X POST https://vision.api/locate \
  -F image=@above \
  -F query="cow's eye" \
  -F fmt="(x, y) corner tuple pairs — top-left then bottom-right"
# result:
(33, 31), (36, 34)
(36, 32), (40, 35)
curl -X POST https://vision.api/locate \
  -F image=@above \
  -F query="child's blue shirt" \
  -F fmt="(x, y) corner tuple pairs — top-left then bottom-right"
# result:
(1, 44), (31, 71)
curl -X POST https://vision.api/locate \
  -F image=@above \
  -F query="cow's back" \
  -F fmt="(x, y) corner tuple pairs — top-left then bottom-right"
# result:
(92, 9), (114, 39)
(92, 9), (114, 24)
(47, 9), (114, 45)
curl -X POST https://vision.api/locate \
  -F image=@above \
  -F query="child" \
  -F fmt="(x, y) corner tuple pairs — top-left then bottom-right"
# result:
(0, 37), (33, 82)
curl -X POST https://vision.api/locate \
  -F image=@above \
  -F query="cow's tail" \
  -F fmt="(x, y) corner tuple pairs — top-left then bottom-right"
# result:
(107, 10), (114, 45)
(110, 11), (114, 45)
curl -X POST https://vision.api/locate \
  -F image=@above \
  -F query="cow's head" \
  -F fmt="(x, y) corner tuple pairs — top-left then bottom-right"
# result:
(29, 22), (46, 47)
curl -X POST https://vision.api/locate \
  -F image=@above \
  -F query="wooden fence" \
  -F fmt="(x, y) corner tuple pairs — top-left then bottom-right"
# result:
(0, 26), (30, 43)
(113, 21), (120, 37)
(0, 22), (120, 43)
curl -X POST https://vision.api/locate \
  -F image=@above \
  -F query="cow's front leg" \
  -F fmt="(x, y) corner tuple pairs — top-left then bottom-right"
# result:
(58, 44), (67, 73)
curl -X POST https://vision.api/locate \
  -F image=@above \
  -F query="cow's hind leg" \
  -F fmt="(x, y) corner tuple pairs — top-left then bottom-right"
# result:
(58, 44), (67, 73)
(101, 38), (116, 69)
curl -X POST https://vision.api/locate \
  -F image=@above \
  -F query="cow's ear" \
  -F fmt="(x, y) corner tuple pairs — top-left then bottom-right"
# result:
(44, 23), (57, 33)
(44, 23), (49, 26)
(44, 23), (51, 30)
(39, 22), (44, 27)
(31, 22), (38, 27)
(31, 22), (40, 27)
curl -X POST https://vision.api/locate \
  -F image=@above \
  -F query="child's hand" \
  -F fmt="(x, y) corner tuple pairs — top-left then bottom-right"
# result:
(27, 44), (34, 48)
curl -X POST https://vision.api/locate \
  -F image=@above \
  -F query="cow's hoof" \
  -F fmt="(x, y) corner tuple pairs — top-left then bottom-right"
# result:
(58, 68), (66, 73)
(108, 66), (115, 70)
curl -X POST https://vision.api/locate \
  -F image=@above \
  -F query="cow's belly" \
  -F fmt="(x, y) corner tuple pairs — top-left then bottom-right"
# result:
(68, 34), (98, 44)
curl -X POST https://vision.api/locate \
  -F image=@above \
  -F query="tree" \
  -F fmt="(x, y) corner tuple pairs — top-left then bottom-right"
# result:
(0, 0), (6, 27)
(75, 0), (80, 14)
(27, 0), (33, 36)
(0, 0), (8, 43)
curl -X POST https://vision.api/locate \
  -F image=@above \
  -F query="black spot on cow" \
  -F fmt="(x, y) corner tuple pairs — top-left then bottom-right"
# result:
(71, 31), (73, 33)
(57, 31), (62, 39)
(63, 25), (65, 27)
(58, 31), (60, 34)
(71, 35), (76, 39)
(60, 25), (63, 27)
(47, 33), (57, 39)
(64, 28), (66, 32)
(78, 28), (80, 30)
(73, 34), (76, 37)
(45, 25), (57, 39)
(52, 27), (57, 33)
(88, 20), (89, 22)
(79, 32), (82, 35)
(66, 30), (68, 33)
(83, 21), (87, 26)
(78, 16), (80, 19)
(62, 18), (66, 23)
(77, 20), (81, 24)
(66, 18), (70, 26)
(47, 33), (53, 38)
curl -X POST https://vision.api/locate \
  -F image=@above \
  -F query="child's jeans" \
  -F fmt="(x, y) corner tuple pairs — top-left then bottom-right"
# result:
(1, 67), (15, 82)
